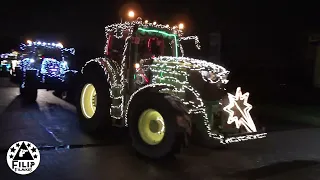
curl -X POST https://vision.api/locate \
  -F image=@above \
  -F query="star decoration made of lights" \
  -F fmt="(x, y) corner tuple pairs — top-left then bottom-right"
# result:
(223, 87), (257, 133)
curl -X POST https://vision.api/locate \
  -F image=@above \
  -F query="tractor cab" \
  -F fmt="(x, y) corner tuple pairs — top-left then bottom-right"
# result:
(104, 22), (181, 91)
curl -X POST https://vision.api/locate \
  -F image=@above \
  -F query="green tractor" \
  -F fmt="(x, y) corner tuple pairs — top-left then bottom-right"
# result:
(76, 17), (266, 159)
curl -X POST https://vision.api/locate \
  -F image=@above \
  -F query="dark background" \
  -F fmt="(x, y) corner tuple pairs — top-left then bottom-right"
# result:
(1, 0), (320, 89)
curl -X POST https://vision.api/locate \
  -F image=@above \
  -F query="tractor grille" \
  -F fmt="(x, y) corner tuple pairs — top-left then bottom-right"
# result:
(40, 58), (61, 77)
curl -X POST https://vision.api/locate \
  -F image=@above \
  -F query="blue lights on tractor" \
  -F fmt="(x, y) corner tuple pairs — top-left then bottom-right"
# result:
(18, 40), (78, 86)
(40, 58), (69, 77)
(20, 40), (76, 56)
(27, 40), (64, 48)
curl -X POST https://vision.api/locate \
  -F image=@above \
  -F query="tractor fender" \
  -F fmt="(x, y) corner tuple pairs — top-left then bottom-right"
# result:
(81, 57), (119, 85)
(125, 83), (192, 135)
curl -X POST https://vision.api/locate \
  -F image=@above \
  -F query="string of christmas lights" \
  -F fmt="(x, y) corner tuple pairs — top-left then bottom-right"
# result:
(1, 53), (17, 59)
(105, 19), (183, 38)
(104, 18), (199, 57)
(26, 40), (64, 48)
(62, 48), (76, 55)
(179, 35), (201, 57)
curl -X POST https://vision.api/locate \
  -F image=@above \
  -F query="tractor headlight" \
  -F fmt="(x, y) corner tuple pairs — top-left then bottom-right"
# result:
(201, 70), (229, 84)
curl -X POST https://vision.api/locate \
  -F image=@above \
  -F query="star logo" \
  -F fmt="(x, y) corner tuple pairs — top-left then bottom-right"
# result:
(10, 147), (15, 152)
(223, 87), (257, 133)
(6, 141), (41, 175)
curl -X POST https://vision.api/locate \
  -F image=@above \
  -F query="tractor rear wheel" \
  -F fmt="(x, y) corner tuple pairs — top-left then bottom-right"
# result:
(20, 70), (37, 103)
(76, 70), (112, 133)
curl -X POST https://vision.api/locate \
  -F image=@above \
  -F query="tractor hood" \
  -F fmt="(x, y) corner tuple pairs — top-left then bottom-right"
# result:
(152, 56), (229, 83)
(151, 56), (229, 101)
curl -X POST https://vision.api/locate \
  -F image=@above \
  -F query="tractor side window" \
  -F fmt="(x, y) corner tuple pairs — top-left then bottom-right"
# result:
(179, 40), (201, 58)
(107, 35), (125, 62)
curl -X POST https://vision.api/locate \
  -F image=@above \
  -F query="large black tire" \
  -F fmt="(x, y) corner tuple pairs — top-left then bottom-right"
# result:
(10, 74), (16, 83)
(15, 68), (22, 84)
(128, 92), (191, 159)
(20, 70), (37, 103)
(64, 72), (78, 103)
(53, 72), (78, 103)
(76, 65), (112, 133)
(1, 66), (8, 76)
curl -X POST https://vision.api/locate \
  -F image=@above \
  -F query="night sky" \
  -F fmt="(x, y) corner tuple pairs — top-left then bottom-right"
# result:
(1, 0), (320, 83)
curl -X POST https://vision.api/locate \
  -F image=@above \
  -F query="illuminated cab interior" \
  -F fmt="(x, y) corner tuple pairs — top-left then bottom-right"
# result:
(132, 27), (180, 88)
(106, 26), (179, 63)
(134, 27), (178, 59)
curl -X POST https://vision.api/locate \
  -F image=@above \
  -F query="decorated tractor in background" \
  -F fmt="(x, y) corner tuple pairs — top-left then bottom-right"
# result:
(0, 51), (19, 78)
(16, 40), (77, 102)
(77, 16), (267, 159)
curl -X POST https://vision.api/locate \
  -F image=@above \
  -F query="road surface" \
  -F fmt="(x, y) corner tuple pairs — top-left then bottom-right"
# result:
(0, 77), (320, 180)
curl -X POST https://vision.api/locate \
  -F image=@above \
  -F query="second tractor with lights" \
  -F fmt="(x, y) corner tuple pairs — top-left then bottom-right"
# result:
(16, 40), (77, 102)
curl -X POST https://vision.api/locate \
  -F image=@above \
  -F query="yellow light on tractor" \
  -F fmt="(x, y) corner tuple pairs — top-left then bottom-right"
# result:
(153, 21), (157, 25)
(27, 40), (32, 44)
(57, 42), (63, 48)
(145, 20), (148, 24)
(134, 63), (140, 69)
(128, 10), (135, 18)
(178, 23), (184, 29)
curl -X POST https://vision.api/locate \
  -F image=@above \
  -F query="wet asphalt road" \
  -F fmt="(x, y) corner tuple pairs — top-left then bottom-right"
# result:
(0, 77), (320, 180)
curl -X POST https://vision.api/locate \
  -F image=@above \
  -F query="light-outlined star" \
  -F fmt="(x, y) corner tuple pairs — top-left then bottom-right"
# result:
(223, 87), (257, 133)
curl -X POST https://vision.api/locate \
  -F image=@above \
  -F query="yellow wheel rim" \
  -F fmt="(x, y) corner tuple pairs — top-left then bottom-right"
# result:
(138, 109), (165, 145)
(80, 83), (97, 119)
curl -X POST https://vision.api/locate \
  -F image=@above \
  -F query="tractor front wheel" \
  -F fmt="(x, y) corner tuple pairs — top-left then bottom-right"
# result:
(128, 93), (190, 159)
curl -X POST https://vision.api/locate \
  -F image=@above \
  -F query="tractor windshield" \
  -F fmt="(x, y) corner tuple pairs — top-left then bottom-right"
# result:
(37, 47), (62, 61)
(136, 28), (178, 58)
